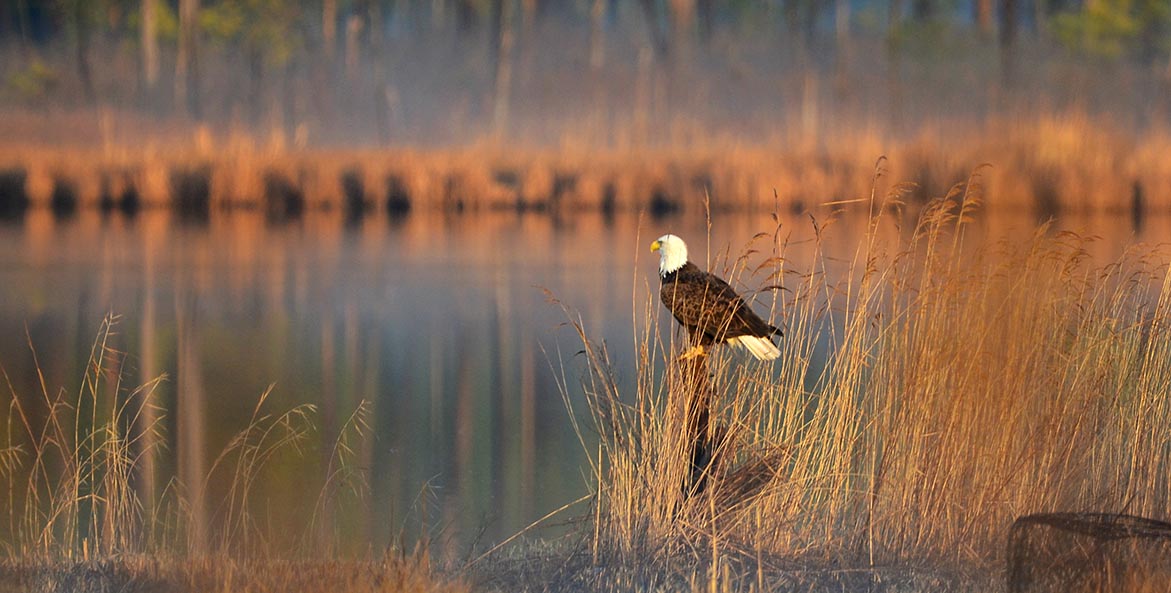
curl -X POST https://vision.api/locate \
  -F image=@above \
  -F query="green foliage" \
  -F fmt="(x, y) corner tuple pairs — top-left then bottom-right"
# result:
(200, 0), (304, 67)
(1053, 0), (1140, 57)
(886, 19), (972, 60)
(5, 59), (59, 103)
(1052, 0), (1171, 59)
(126, 0), (181, 43)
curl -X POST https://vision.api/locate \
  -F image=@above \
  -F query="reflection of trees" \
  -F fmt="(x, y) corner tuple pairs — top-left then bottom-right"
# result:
(176, 0), (200, 119)
(141, 0), (159, 94)
(134, 215), (162, 528)
(175, 280), (207, 552)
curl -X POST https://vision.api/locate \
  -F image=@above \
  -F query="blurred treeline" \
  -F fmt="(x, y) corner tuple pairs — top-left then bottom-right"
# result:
(1, 0), (1170, 147)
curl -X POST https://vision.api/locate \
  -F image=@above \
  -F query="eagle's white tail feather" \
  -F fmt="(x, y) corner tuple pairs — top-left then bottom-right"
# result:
(730, 336), (780, 361)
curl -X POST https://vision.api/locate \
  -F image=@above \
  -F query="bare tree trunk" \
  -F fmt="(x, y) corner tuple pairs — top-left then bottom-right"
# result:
(431, 0), (446, 31)
(836, 0), (850, 48)
(521, 0), (536, 34)
(668, 0), (695, 68)
(13, 0), (32, 44)
(176, 0), (200, 119)
(1034, 0), (1048, 36)
(371, 0), (393, 144)
(323, 0), (337, 61)
(373, 0), (386, 46)
(975, 0), (994, 37)
(697, 0), (713, 43)
(519, 332), (535, 521)
(911, 0), (933, 21)
(639, 0), (669, 60)
(589, 0), (606, 69)
(345, 15), (363, 80)
(247, 45), (263, 123)
(134, 224), (162, 526)
(491, 0), (515, 137)
(72, 0), (94, 103)
(317, 316), (337, 552)
(801, 70), (818, 143)
(999, 0), (1018, 47)
(456, 0), (476, 34)
(141, 0), (159, 93)
(668, 0), (695, 36)
(791, 2), (819, 144)
(785, 2), (820, 47)
(835, 0), (850, 95)
(176, 290), (206, 553)
(282, 61), (299, 146)
(888, 0), (904, 129)
(633, 46), (653, 146)
(999, 0), (1017, 87)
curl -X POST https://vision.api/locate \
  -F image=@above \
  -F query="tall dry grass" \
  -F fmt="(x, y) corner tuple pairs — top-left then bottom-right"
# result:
(567, 164), (1171, 573)
(1, 315), (165, 559)
(0, 315), (462, 592)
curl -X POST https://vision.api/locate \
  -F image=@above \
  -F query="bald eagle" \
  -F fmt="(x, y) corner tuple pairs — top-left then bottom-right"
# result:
(651, 234), (782, 361)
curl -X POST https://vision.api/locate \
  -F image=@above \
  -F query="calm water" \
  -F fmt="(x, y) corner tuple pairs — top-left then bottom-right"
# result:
(0, 205), (1162, 556)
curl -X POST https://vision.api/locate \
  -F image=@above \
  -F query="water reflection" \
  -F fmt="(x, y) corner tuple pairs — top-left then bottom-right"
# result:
(0, 205), (1166, 555)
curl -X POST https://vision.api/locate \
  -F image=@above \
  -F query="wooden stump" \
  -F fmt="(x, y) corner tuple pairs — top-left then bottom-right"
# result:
(675, 351), (716, 497)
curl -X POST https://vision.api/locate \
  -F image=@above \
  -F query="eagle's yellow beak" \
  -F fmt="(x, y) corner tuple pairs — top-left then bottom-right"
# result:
(650, 240), (661, 253)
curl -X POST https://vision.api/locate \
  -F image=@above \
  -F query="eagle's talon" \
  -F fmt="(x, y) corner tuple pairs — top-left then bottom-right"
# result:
(679, 345), (706, 360)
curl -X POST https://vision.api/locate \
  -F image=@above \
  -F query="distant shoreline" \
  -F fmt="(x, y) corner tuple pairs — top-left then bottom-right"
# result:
(0, 108), (1168, 220)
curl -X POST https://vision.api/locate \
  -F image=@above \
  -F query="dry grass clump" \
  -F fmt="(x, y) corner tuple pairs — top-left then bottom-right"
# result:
(567, 165), (1171, 576)
(0, 315), (461, 592)
(1, 316), (165, 559)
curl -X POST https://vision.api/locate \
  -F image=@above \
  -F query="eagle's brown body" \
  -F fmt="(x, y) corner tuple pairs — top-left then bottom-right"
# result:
(660, 261), (781, 347)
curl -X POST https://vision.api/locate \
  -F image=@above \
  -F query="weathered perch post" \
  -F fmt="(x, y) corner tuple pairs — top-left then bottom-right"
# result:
(674, 351), (717, 497)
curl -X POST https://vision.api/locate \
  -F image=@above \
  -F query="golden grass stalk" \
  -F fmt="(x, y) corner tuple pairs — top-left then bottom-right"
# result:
(568, 165), (1171, 571)
(0, 316), (395, 565)
(0, 316), (463, 591)
(1, 314), (165, 560)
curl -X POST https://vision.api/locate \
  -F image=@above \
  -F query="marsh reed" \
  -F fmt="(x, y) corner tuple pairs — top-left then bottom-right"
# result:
(0, 315), (463, 592)
(565, 164), (1171, 577)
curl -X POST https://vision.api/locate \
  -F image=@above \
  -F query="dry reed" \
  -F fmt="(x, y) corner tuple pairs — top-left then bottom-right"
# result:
(0, 315), (463, 592)
(563, 162), (1171, 579)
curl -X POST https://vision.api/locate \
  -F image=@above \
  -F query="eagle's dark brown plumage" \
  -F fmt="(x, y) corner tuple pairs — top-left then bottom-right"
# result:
(652, 234), (781, 360)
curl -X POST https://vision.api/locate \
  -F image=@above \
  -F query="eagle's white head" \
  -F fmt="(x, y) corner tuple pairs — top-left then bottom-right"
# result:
(650, 234), (688, 277)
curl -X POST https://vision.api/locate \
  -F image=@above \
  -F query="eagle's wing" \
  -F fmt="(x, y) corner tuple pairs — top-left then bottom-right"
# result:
(700, 272), (777, 337)
(663, 268), (775, 339)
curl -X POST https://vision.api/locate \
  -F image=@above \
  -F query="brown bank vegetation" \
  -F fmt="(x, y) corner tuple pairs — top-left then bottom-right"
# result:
(1, 110), (1170, 222)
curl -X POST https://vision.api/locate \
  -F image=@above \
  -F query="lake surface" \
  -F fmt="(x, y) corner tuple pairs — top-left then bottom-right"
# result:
(0, 204), (1163, 557)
